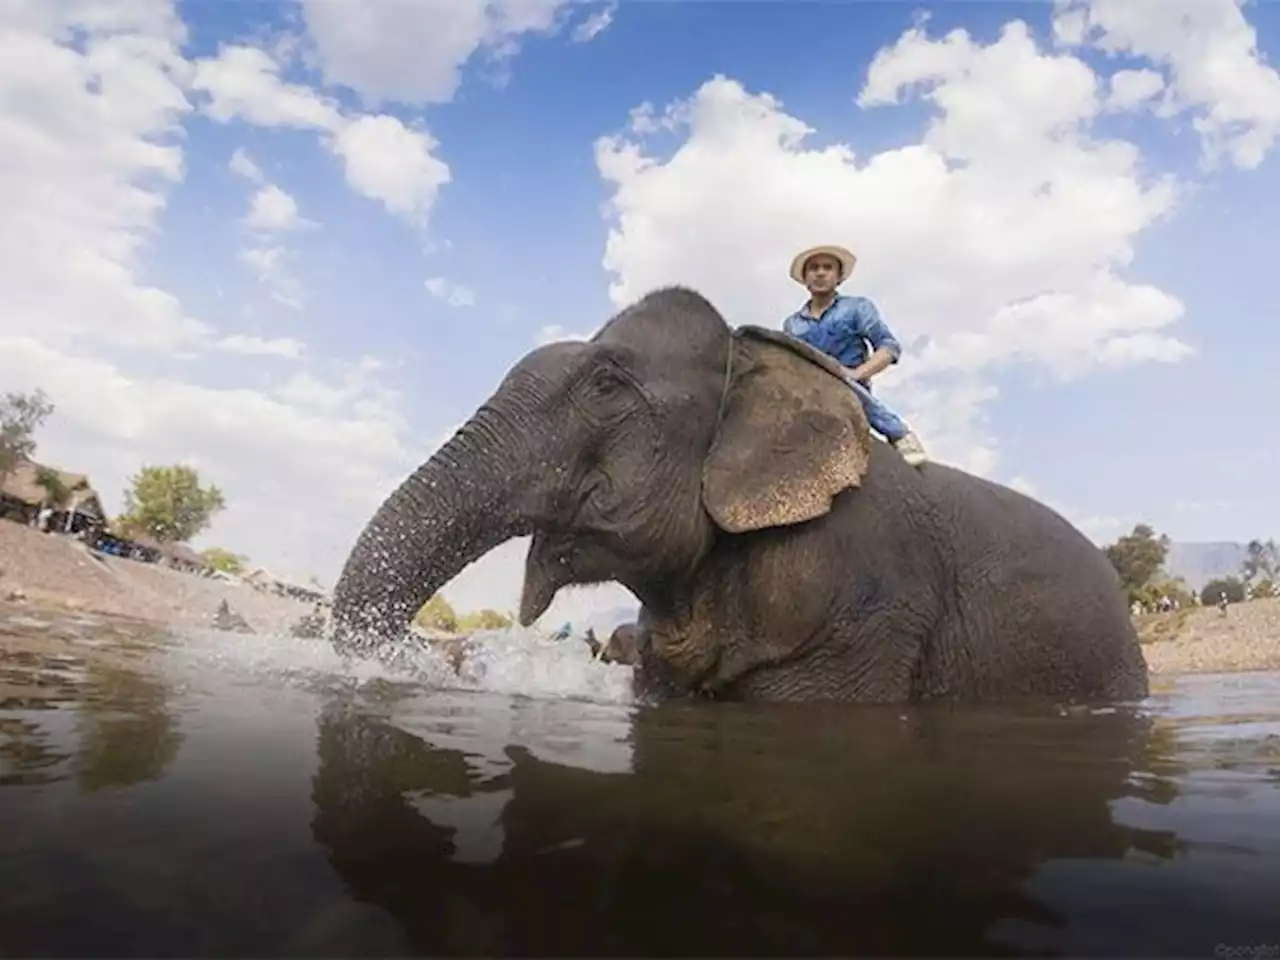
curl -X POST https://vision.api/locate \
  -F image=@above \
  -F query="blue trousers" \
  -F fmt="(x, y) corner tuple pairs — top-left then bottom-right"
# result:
(846, 378), (910, 442)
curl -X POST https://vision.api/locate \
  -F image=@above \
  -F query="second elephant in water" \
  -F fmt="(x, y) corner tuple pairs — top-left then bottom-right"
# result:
(598, 623), (642, 668)
(330, 287), (1149, 703)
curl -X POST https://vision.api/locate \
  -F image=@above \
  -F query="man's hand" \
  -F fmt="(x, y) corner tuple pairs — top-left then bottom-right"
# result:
(846, 347), (896, 384)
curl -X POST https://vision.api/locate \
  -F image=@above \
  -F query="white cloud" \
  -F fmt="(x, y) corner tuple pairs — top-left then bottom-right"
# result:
(0, 1), (695, 625)
(0, 0), (210, 355)
(190, 43), (342, 129)
(228, 146), (264, 182)
(244, 182), (304, 231)
(0, 334), (415, 583)
(572, 3), (615, 43)
(0, 1), (423, 586)
(240, 230), (306, 308)
(1105, 68), (1165, 112)
(425, 276), (477, 308)
(536, 323), (596, 345)
(272, 360), (394, 415)
(227, 147), (312, 306)
(331, 115), (451, 223)
(1054, 0), (1280, 169)
(297, 0), (572, 106)
(238, 243), (284, 279)
(191, 44), (451, 225)
(593, 18), (1205, 476)
(216, 334), (305, 359)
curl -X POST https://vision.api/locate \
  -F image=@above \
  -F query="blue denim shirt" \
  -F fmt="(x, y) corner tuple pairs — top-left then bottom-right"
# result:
(782, 295), (903, 381)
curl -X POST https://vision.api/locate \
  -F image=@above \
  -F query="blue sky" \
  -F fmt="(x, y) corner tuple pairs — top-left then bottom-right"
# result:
(1, 0), (1278, 625)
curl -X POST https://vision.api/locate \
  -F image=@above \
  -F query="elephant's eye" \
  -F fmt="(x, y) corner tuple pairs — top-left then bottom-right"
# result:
(588, 364), (627, 397)
(575, 362), (634, 422)
(592, 368), (621, 391)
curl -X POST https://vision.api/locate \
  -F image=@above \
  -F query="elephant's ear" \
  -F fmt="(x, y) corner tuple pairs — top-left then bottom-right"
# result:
(701, 325), (872, 534)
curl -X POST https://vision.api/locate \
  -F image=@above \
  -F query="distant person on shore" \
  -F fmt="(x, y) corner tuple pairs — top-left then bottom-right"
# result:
(781, 243), (928, 467)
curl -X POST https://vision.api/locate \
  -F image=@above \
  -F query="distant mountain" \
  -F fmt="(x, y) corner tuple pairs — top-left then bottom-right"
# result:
(1163, 541), (1247, 591)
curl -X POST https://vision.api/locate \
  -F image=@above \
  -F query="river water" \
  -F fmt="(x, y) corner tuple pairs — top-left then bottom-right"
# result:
(1, 600), (1279, 958)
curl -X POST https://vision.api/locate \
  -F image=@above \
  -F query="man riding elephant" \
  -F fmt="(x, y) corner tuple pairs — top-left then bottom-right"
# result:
(782, 243), (928, 467)
(329, 286), (1148, 704)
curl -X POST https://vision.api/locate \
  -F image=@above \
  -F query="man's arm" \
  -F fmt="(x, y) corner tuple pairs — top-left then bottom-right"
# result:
(842, 298), (901, 383)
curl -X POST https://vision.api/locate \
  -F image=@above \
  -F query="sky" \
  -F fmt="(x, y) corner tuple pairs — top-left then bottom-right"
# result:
(2, 0), (1278, 629)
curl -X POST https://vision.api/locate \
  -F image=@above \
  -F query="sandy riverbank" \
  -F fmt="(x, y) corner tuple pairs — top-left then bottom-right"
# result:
(0, 521), (316, 635)
(3, 519), (1277, 675)
(1137, 596), (1280, 676)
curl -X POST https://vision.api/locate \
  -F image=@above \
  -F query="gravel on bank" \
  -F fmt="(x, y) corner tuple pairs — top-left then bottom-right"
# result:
(0, 521), (317, 635)
(1138, 597), (1280, 676)
(3, 519), (1278, 672)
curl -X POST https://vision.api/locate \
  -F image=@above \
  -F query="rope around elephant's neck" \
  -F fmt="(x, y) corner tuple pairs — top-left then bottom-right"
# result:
(716, 330), (739, 426)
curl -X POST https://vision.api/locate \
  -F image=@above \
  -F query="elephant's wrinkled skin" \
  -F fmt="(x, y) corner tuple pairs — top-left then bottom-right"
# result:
(331, 287), (1148, 703)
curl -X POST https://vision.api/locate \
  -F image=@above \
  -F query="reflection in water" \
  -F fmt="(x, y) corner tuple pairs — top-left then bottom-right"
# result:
(310, 691), (1202, 957)
(0, 716), (73, 786)
(73, 659), (184, 792)
(0, 609), (183, 790)
(2, 603), (1280, 958)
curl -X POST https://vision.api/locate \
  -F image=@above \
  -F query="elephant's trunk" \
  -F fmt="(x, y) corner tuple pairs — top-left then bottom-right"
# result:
(330, 404), (532, 656)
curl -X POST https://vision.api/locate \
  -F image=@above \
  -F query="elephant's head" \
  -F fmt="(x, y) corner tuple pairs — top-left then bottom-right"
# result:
(600, 622), (643, 667)
(330, 287), (873, 656)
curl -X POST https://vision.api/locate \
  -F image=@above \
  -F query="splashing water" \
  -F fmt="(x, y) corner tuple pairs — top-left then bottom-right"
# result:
(164, 621), (639, 707)
(407, 627), (638, 704)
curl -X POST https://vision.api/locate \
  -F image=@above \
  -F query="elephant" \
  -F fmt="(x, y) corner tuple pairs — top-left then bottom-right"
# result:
(331, 286), (1149, 703)
(600, 622), (643, 667)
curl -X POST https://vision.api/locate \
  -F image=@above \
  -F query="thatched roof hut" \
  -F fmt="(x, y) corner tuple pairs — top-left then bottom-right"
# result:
(0, 458), (105, 520)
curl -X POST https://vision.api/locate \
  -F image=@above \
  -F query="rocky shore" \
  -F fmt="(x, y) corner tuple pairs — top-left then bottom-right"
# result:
(0, 521), (316, 635)
(1137, 596), (1280, 676)
(2, 519), (1277, 676)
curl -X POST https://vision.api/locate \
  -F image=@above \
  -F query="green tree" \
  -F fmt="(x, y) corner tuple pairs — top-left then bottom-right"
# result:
(33, 466), (88, 508)
(118, 464), (226, 543)
(414, 593), (458, 632)
(1134, 576), (1195, 611)
(1240, 538), (1279, 585)
(200, 547), (247, 575)
(34, 466), (70, 507)
(1249, 579), (1275, 599)
(0, 389), (55, 488)
(1200, 576), (1246, 606)
(1103, 523), (1171, 603)
(457, 608), (514, 631)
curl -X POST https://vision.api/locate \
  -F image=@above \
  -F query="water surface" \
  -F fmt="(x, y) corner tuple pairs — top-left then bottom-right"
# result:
(2, 600), (1279, 957)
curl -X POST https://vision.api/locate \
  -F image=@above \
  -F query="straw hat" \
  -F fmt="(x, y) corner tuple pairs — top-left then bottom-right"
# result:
(789, 244), (857, 285)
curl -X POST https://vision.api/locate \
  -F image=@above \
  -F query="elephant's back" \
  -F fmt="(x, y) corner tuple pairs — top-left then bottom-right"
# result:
(901, 458), (1147, 700)
(919, 462), (1111, 574)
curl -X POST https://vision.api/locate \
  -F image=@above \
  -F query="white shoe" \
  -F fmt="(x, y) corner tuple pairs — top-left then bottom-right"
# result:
(893, 431), (929, 467)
